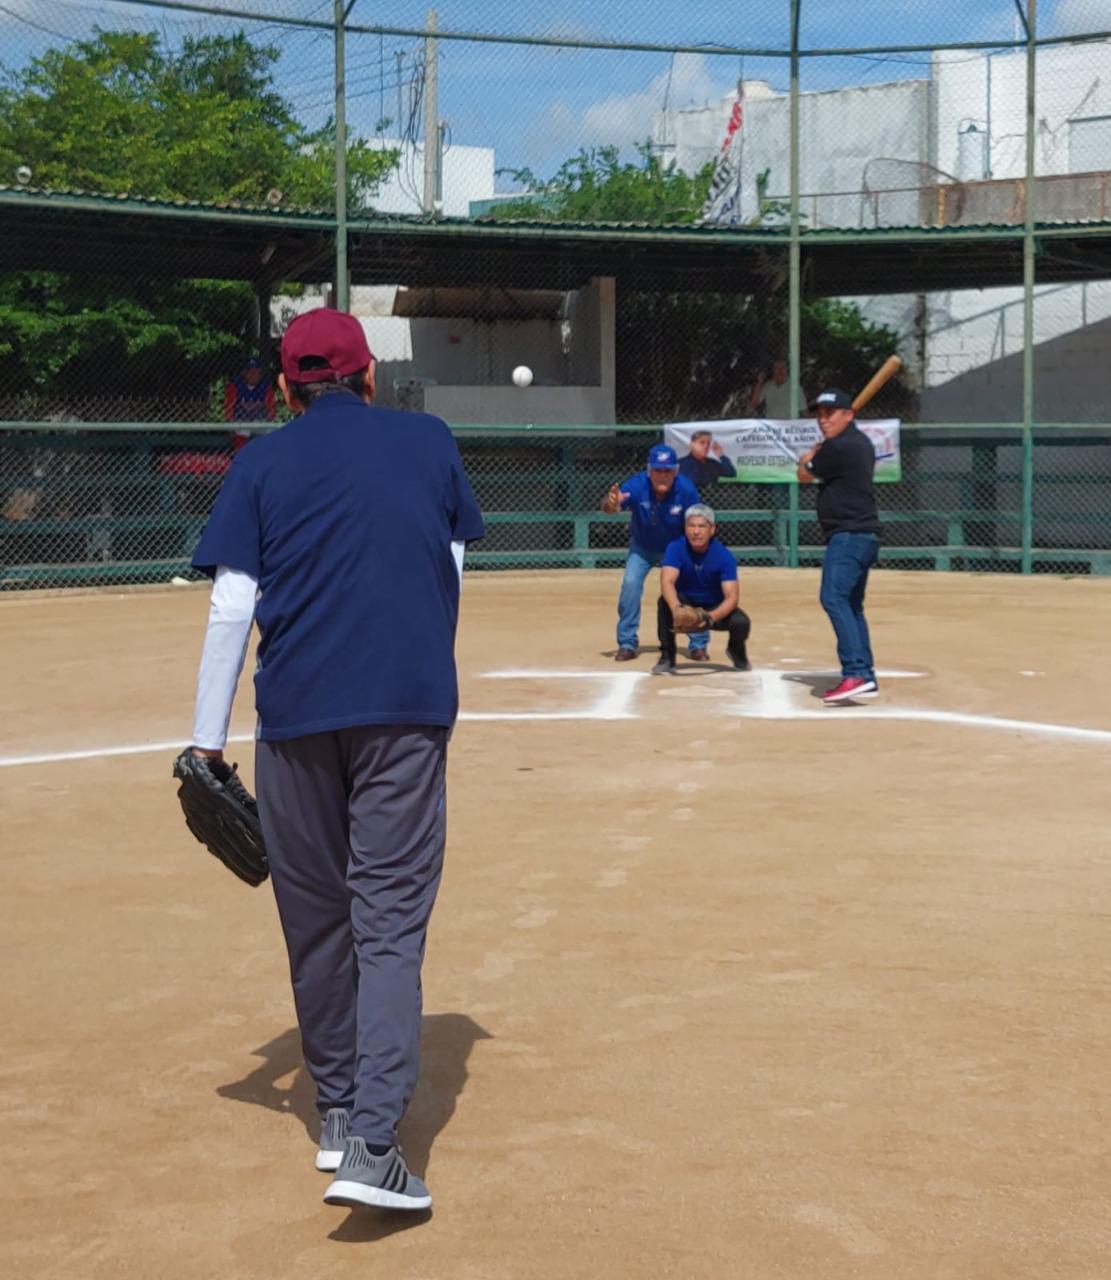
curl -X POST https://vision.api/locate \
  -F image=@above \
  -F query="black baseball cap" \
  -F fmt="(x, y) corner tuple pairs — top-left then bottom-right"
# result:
(808, 387), (854, 411)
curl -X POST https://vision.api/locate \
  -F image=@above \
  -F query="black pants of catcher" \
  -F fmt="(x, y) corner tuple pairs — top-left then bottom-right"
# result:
(254, 725), (447, 1148)
(656, 593), (752, 666)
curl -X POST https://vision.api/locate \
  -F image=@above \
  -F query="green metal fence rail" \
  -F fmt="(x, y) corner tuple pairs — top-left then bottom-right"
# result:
(3, 422), (1109, 590)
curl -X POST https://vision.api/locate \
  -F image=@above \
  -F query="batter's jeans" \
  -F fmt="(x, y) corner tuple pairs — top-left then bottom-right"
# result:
(819, 531), (879, 681)
(617, 543), (707, 651)
(254, 724), (447, 1148)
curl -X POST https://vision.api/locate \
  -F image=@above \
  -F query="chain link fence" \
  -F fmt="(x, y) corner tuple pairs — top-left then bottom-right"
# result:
(1, 2), (1110, 586)
(4, 421), (1110, 589)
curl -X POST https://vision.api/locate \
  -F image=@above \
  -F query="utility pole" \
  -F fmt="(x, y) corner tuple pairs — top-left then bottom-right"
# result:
(423, 10), (440, 215)
(396, 49), (404, 140)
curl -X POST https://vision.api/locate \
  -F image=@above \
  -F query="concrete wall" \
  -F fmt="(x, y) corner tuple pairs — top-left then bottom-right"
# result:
(920, 281), (1111, 422)
(933, 43), (1111, 182)
(365, 139), (495, 217)
(274, 279), (616, 425)
(740, 80), (930, 228)
(423, 384), (614, 425)
(653, 78), (929, 227)
(423, 277), (616, 425)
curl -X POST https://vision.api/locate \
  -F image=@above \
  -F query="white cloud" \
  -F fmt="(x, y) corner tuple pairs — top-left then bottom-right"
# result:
(554, 53), (736, 153)
(1053, 0), (1105, 36)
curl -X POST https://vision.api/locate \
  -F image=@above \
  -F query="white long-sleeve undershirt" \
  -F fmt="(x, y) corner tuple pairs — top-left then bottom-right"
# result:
(192, 566), (258, 750)
(191, 543), (467, 751)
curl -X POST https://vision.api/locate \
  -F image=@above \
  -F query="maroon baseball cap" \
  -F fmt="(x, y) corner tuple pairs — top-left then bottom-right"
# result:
(280, 308), (374, 384)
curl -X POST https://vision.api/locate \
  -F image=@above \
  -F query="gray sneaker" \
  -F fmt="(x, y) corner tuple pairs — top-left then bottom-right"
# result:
(323, 1137), (432, 1211)
(316, 1108), (350, 1172)
(651, 659), (676, 676)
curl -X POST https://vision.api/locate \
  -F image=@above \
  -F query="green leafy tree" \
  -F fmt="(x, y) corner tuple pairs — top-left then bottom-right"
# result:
(0, 30), (397, 416)
(492, 144), (716, 226)
(0, 29), (395, 207)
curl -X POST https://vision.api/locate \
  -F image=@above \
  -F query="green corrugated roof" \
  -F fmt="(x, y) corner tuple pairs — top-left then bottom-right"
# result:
(3, 183), (1111, 242)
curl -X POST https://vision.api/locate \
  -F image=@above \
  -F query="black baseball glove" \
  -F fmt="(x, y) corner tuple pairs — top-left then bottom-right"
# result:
(172, 748), (269, 887)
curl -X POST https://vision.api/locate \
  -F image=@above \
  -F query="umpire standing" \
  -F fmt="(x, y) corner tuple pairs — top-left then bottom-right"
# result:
(797, 387), (880, 704)
(188, 308), (484, 1212)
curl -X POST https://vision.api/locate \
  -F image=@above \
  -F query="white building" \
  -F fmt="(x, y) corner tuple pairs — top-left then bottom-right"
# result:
(364, 137), (495, 218)
(653, 42), (1111, 421)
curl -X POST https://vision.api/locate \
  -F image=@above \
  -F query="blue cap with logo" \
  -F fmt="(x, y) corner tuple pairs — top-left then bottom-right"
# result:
(647, 443), (679, 469)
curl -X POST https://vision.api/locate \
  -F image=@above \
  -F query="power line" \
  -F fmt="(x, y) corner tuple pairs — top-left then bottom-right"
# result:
(0, 1), (74, 40)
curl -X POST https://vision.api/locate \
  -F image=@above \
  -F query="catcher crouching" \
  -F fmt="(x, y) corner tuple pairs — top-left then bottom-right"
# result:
(655, 504), (752, 675)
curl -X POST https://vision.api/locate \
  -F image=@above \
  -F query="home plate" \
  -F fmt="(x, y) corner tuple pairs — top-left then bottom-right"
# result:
(654, 684), (724, 698)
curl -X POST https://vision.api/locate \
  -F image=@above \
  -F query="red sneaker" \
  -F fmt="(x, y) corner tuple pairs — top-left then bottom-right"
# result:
(823, 676), (878, 704)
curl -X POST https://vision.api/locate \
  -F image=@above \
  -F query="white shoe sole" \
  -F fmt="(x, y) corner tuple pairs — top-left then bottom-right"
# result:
(316, 1150), (343, 1172)
(323, 1179), (432, 1211)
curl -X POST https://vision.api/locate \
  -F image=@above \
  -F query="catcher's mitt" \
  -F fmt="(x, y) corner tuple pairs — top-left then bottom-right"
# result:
(672, 604), (713, 634)
(172, 748), (269, 887)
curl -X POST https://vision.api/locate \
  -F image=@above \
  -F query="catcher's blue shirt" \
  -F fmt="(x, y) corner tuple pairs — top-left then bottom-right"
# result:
(192, 392), (484, 740)
(618, 471), (700, 554)
(661, 535), (738, 607)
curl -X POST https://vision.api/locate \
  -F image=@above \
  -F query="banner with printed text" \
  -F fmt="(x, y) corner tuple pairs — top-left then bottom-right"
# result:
(663, 419), (901, 484)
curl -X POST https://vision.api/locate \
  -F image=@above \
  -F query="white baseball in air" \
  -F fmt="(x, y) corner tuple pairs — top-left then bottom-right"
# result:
(511, 365), (533, 388)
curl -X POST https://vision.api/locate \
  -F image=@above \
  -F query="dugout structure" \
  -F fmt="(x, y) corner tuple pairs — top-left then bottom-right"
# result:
(2, 1), (1110, 586)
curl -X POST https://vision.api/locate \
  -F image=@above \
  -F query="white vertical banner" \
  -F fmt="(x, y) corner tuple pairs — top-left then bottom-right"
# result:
(700, 79), (745, 225)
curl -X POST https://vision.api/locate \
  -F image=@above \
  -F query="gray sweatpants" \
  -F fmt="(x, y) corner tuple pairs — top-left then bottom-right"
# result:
(254, 725), (447, 1147)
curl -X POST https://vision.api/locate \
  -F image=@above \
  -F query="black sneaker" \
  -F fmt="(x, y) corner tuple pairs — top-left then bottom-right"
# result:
(727, 649), (752, 672)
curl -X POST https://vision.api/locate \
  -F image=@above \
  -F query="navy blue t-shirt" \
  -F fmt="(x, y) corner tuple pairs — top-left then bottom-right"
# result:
(192, 393), (484, 740)
(619, 471), (700, 554)
(661, 535), (738, 607)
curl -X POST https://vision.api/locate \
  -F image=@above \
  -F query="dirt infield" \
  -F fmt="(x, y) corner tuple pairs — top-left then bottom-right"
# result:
(3, 568), (1111, 1279)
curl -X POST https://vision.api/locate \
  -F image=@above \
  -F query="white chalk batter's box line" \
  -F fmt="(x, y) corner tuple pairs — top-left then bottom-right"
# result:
(1, 667), (1108, 767)
(476, 667), (1111, 746)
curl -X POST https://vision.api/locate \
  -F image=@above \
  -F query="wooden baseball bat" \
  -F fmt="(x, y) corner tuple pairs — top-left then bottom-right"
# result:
(852, 355), (902, 411)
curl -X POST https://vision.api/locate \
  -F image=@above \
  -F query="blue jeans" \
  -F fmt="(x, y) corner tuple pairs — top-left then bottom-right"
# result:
(617, 543), (708, 651)
(819, 531), (879, 680)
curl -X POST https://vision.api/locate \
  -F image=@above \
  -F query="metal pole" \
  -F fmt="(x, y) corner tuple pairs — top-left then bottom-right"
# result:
(787, 0), (802, 569)
(423, 10), (440, 215)
(985, 53), (993, 179)
(334, 0), (349, 310)
(396, 50), (404, 138)
(1021, 0), (1036, 572)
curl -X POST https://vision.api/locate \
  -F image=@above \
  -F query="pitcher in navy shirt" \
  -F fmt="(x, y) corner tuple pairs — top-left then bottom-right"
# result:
(188, 308), (483, 1213)
(601, 443), (701, 660)
(654, 504), (752, 674)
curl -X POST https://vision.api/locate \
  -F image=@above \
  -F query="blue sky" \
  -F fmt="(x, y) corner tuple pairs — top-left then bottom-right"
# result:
(0, 0), (1103, 181)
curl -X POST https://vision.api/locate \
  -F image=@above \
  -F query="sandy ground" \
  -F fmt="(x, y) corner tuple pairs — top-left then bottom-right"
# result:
(2, 568), (1111, 1279)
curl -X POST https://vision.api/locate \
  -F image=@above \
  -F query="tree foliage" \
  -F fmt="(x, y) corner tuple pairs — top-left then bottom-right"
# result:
(0, 29), (395, 207)
(0, 30), (397, 415)
(491, 144), (716, 226)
